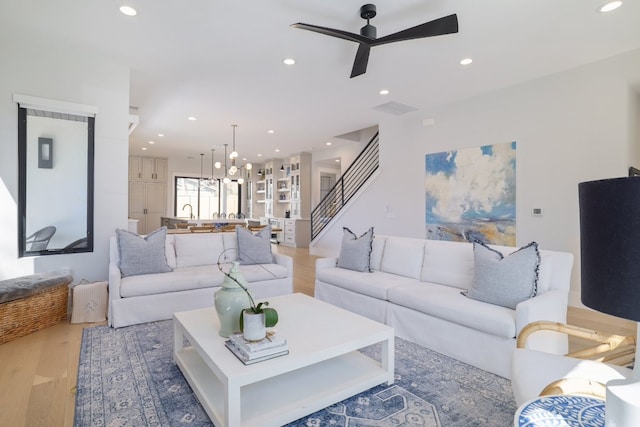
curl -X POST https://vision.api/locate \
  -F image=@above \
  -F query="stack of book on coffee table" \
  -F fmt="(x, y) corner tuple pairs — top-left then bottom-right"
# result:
(225, 332), (289, 365)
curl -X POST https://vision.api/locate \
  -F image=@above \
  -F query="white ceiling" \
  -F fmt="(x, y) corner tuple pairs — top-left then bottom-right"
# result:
(2, 0), (640, 164)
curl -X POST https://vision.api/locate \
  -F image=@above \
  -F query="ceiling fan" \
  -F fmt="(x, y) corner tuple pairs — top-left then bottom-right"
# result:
(291, 4), (459, 78)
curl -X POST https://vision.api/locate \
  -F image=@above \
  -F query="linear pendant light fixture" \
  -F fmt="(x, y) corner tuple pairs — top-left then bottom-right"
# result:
(227, 124), (252, 180)
(229, 124), (238, 176)
(223, 144), (231, 185)
(208, 148), (217, 187)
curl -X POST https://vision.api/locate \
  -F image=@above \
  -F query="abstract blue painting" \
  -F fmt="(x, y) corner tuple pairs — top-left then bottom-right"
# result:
(425, 142), (516, 245)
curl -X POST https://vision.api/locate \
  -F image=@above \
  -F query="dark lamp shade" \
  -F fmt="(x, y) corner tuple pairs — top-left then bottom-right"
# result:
(578, 177), (640, 322)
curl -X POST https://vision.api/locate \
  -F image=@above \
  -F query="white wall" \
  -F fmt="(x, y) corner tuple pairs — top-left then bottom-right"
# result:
(310, 137), (371, 208)
(311, 48), (640, 307)
(0, 38), (130, 281)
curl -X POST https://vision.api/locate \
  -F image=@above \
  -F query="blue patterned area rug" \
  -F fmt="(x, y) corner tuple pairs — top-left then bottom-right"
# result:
(74, 320), (516, 426)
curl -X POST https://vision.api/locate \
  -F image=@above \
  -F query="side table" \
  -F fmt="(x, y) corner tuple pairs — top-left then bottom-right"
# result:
(515, 395), (605, 427)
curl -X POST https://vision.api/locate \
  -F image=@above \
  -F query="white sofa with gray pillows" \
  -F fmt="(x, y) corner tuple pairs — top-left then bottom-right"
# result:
(315, 229), (574, 378)
(108, 226), (293, 328)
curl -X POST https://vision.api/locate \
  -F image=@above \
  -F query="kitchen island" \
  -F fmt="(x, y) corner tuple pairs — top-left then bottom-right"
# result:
(160, 217), (247, 229)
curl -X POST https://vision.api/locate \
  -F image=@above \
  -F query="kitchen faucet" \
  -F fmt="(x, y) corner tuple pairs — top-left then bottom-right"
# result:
(182, 203), (193, 219)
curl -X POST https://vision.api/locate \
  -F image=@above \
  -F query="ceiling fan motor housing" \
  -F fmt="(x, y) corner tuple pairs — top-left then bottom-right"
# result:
(361, 24), (376, 38)
(360, 4), (377, 39)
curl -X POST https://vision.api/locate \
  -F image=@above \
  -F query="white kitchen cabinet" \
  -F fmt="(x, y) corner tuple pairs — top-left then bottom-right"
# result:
(128, 181), (166, 235)
(282, 218), (310, 248)
(129, 156), (167, 182)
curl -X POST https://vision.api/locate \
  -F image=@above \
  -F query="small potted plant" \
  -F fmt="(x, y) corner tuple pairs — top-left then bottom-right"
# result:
(240, 301), (278, 341)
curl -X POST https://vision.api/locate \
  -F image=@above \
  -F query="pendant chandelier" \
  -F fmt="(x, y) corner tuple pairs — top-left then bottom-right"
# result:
(223, 144), (232, 185)
(207, 148), (218, 187)
(228, 124), (252, 178)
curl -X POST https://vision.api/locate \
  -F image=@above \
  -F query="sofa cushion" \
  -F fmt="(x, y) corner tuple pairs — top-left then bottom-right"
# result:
(165, 235), (177, 269)
(380, 237), (425, 280)
(388, 282), (517, 339)
(237, 225), (273, 265)
(337, 227), (374, 272)
(370, 236), (386, 271)
(119, 265), (224, 298)
(174, 233), (225, 268)
(116, 227), (172, 277)
(238, 263), (289, 282)
(317, 268), (414, 300)
(464, 241), (540, 309)
(421, 240), (474, 289)
(221, 231), (238, 262)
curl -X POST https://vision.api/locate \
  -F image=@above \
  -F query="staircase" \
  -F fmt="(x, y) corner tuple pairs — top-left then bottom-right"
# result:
(311, 132), (379, 240)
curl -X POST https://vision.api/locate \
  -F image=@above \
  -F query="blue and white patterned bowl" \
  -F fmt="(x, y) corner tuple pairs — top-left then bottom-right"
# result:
(515, 394), (605, 427)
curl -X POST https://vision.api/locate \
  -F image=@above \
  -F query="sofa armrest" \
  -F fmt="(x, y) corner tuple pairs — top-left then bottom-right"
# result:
(515, 289), (569, 354)
(316, 257), (338, 271)
(108, 262), (123, 299)
(273, 253), (293, 278)
(108, 262), (123, 327)
(516, 290), (569, 332)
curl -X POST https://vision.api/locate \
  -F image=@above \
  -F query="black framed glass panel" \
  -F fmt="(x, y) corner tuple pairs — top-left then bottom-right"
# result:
(18, 106), (95, 256)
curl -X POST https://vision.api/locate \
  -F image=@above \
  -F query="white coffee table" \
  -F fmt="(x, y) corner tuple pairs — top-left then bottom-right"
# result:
(173, 293), (394, 427)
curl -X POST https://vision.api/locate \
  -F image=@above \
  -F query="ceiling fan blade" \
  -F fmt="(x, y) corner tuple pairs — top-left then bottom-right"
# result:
(350, 44), (371, 78)
(372, 14), (458, 46)
(291, 23), (372, 45)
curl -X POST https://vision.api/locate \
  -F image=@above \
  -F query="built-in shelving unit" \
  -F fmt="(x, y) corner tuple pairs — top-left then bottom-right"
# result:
(289, 152), (311, 219)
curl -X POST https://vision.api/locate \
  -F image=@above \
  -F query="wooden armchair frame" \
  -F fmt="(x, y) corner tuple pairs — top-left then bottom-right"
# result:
(518, 321), (636, 367)
(517, 321), (636, 399)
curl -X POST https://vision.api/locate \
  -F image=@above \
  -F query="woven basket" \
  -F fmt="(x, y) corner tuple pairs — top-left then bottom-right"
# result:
(0, 282), (69, 345)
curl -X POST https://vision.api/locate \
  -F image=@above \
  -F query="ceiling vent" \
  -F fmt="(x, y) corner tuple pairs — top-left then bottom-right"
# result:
(372, 101), (418, 116)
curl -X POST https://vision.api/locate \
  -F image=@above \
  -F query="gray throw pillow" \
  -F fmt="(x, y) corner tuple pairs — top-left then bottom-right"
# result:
(236, 225), (273, 265)
(116, 227), (172, 277)
(464, 241), (540, 309)
(337, 227), (374, 272)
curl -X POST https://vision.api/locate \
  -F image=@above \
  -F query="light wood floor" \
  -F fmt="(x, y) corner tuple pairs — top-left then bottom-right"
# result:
(0, 245), (636, 427)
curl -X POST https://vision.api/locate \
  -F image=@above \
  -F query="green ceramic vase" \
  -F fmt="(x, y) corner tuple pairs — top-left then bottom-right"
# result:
(213, 261), (251, 337)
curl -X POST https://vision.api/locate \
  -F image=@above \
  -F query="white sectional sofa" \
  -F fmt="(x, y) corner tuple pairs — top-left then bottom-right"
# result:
(315, 235), (574, 378)
(108, 230), (293, 328)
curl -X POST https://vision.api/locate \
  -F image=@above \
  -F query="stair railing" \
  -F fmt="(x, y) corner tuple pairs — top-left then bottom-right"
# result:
(311, 132), (379, 240)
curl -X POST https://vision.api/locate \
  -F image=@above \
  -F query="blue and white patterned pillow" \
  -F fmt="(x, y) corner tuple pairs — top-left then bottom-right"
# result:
(116, 227), (172, 277)
(337, 227), (374, 272)
(236, 225), (273, 265)
(464, 241), (540, 309)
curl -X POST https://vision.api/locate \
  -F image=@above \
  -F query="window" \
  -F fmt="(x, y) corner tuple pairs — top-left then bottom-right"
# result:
(174, 177), (241, 219)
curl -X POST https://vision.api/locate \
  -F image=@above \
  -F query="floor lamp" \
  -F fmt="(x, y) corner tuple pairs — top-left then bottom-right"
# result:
(579, 177), (640, 426)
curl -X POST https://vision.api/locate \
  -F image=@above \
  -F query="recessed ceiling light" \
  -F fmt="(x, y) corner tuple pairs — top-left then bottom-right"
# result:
(283, 58), (296, 65)
(257, 154), (262, 157)
(335, 159), (340, 163)
(188, 116), (197, 121)
(119, 6), (137, 16)
(325, 142), (332, 146)
(158, 133), (164, 137)
(268, 130), (275, 134)
(275, 149), (280, 152)
(141, 147), (147, 151)
(379, 89), (390, 95)
(148, 141), (155, 144)
(460, 58), (473, 66)
(599, 1), (622, 12)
